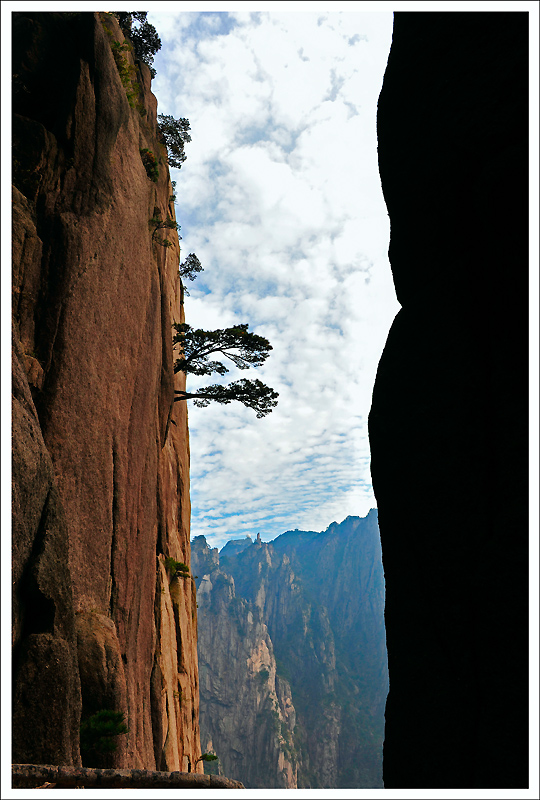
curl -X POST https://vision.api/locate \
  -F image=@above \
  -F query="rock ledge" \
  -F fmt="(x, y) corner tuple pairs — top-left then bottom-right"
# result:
(12, 764), (244, 789)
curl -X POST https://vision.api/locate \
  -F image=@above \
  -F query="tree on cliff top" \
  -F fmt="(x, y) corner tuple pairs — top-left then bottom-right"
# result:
(173, 323), (278, 418)
(113, 12), (161, 77)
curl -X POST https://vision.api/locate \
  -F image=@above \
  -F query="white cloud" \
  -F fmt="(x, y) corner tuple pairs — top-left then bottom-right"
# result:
(149, 11), (399, 548)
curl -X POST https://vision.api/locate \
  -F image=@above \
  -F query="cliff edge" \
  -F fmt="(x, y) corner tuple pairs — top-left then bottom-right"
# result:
(12, 12), (200, 771)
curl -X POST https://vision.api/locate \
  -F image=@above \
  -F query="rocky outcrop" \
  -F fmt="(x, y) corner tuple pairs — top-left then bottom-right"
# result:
(191, 537), (297, 788)
(12, 12), (200, 770)
(369, 12), (529, 788)
(193, 512), (388, 788)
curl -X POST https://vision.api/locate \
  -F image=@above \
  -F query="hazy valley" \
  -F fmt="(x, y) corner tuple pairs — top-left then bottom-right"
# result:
(192, 510), (388, 788)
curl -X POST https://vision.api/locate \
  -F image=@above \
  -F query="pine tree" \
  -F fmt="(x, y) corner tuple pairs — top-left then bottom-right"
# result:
(173, 323), (278, 417)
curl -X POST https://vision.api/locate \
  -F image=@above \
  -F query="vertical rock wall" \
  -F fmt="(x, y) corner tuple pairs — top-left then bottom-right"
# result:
(191, 537), (298, 789)
(369, 12), (529, 788)
(12, 12), (200, 771)
(231, 514), (387, 788)
(193, 513), (388, 788)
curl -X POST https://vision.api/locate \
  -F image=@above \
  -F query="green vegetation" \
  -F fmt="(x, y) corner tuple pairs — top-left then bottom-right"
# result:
(164, 556), (190, 579)
(149, 211), (181, 248)
(179, 253), (203, 282)
(173, 323), (273, 377)
(270, 704), (280, 732)
(113, 12), (161, 78)
(198, 752), (219, 764)
(172, 323), (278, 417)
(157, 114), (192, 169)
(188, 752), (219, 774)
(101, 15), (145, 113)
(280, 726), (298, 768)
(179, 253), (204, 298)
(140, 149), (159, 182)
(257, 667), (270, 684)
(80, 710), (127, 767)
(109, 40), (141, 107)
(275, 656), (292, 684)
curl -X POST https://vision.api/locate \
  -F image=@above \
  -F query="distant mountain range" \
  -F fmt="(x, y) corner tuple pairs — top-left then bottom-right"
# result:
(191, 509), (388, 788)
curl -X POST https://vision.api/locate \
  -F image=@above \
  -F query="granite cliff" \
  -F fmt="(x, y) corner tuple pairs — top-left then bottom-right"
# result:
(12, 12), (200, 771)
(192, 511), (388, 788)
(192, 537), (297, 789)
(369, 12), (529, 788)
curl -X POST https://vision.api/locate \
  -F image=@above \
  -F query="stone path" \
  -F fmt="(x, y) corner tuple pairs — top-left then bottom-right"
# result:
(12, 764), (244, 789)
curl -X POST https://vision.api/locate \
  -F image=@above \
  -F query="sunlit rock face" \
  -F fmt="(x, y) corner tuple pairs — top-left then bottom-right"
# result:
(12, 12), (200, 770)
(370, 11), (529, 789)
(192, 512), (388, 789)
(191, 536), (298, 789)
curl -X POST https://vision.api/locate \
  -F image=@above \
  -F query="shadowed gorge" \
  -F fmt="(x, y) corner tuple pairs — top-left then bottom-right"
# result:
(369, 12), (529, 788)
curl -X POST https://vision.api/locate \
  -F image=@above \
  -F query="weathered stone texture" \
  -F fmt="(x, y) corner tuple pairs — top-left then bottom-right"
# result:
(192, 538), (298, 789)
(193, 514), (388, 788)
(12, 333), (82, 767)
(12, 764), (244, 789)
(12, 11), (199, 770)
(369, 11), (529, 789)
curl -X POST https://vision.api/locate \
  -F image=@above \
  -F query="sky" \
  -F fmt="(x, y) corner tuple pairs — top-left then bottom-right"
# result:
(4, 2), (536, 555)
(147, 8), (399, 549)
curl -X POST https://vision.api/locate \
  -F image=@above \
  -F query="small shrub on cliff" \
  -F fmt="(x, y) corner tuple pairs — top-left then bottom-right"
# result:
(101, 17), (144, 109)
(149, 211), (181, 247)
(140, 148), (159, 182)
(80, 710), (127, 768)
(157, 114), (192, 169)
(109, 40), (141, 107)
(257, 667), (270, 684)
(173, 323), (278, 418)
(188, 752), (219, 773)
(198, 752), (219, 764)
(165, 556), (190, 578)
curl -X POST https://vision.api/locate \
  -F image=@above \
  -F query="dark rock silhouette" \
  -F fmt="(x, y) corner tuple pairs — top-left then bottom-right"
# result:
(369, 12), (529, 788)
